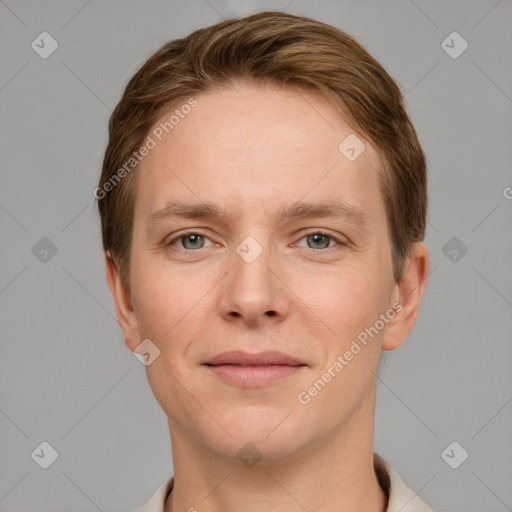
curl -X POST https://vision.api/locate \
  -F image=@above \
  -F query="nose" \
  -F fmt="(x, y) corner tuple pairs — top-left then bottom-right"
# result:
(218, 239), (290, 327)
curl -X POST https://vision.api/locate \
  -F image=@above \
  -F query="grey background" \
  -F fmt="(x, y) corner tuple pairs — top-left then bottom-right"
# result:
(1, 0), (511, 510)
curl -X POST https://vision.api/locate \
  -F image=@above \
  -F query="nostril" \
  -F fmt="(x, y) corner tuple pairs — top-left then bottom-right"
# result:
(265, 311), (276, 316)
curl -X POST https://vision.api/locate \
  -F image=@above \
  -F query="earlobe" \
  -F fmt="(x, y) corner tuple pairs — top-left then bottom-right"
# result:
(104, 253), (141, 352)
(382, 242), (430, 351)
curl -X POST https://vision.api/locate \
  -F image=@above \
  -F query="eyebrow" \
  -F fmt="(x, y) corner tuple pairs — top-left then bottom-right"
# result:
(146, 199), (369, 229)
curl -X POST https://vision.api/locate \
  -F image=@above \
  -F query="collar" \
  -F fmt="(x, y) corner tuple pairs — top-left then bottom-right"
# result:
(136, 453), (433, 512)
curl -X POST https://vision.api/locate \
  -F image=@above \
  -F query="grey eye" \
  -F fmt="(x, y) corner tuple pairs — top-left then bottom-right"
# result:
(306, 233), (332, 249)
(180, 233), (205, 249)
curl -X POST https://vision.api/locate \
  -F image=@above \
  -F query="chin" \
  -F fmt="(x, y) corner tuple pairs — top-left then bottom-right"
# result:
(205, 405), (312, 464)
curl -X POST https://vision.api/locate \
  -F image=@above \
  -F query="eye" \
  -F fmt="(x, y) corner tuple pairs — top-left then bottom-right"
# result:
(167, 231), (214, 250)
(294, 231), (345, 250)
(165, 230), (345, 252)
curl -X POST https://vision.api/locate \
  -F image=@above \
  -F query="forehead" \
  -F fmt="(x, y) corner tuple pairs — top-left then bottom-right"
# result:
(134, 82), (387, 230)
(152, 83), (375, 167)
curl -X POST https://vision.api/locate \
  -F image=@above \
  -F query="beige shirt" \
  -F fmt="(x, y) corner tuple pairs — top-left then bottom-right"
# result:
(135, 453), (433, 512)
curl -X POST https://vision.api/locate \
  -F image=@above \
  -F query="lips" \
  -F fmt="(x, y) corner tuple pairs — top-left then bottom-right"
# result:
(204, 350), (307, 387)
(205, 350), (305, 367)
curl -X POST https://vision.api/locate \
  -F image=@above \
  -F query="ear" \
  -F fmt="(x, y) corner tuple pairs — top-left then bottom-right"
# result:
(104, 252), (141, 352)
(382, 242), (430, 351)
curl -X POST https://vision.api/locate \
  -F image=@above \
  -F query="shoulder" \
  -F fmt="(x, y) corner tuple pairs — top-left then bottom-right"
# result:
(374, 453), (435, 512)
(131, 476), (174, 512)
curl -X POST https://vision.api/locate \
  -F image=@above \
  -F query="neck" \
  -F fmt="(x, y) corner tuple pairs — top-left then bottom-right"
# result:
(165, 397), (387, 512)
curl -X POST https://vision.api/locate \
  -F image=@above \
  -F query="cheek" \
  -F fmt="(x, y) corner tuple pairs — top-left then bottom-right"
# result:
(130, 254), (183, 340)
(130, 253), (216, 359)
(296, 265), (384, 340)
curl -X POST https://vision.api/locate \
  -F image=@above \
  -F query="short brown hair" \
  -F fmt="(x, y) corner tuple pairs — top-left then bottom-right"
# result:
(97, 10), (427, 287)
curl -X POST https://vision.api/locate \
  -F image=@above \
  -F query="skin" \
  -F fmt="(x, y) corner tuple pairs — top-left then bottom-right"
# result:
(106, 81), (429, 512)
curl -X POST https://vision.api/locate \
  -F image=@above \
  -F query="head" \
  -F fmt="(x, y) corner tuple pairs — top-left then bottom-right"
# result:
(98, 11), (429, 463)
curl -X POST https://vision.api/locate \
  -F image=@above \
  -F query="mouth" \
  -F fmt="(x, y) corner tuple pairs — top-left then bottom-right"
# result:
(203, 350), (307, 387)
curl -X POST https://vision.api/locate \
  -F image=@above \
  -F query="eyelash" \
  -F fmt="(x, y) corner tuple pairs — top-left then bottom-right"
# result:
(166, 229), (347, 251)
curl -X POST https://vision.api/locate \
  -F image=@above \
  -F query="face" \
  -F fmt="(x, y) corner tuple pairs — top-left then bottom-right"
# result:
(111, 82), (416, 463)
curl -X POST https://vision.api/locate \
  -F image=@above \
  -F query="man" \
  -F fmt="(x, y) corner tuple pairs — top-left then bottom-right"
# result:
(96, 10), (432, 512)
